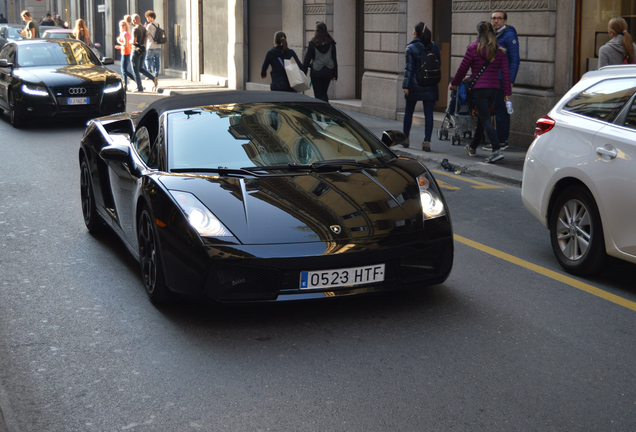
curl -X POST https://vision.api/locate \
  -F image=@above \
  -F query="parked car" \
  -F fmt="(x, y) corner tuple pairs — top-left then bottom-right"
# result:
(0, 39), (124, 128)
(522, 64), (636, 275)
(0, 24), (23, 49)
(40, 28), (74, 39)
(79, 91), (454, 304)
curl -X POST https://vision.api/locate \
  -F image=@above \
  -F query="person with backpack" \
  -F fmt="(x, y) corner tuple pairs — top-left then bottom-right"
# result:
(598, 17), (636, 67)
(402, 22), (441, 152)
(450, 21), (511, 164)
(302, 22), (338, 102)
(144, 10), (163, 79)
(131, 13), (158, 92)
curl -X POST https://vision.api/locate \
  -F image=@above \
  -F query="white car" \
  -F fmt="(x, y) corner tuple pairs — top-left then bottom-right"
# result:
(522, 64), (636, 275)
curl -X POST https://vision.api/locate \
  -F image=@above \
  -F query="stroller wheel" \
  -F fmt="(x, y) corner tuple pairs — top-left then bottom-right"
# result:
(437, 129), (443, 140)
(452, 134), (461, 146)
(463, 132), (471, 139)
(443, 129), (449, 140)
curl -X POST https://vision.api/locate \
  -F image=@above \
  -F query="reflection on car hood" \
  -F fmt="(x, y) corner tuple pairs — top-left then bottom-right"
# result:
(15, 65), (116, 86)
(159, 162), (426, 245)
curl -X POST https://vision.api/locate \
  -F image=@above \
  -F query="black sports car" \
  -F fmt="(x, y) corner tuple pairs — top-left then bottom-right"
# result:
(79, 91), (453, 304)
(0, 39), (125, 128)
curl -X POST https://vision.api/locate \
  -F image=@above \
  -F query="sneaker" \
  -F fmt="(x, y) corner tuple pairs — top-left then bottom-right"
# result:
(482, 143), (509, 151)
(421, 141), (430, 152)
(485, 150), (504, 163)
(465, 144), (476, 157)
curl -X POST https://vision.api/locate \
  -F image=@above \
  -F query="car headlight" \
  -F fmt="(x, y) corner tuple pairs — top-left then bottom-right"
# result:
(169, 191), (233, 237)
(104, 82), (122, 94)
(22, 84), (49, 97)
(417, 172), (446, 219)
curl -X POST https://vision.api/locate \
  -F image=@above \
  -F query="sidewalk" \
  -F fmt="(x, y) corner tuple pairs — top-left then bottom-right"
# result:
(141, 70), (525, 187)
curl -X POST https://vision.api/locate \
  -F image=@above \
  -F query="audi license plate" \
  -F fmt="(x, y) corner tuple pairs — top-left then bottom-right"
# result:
(300, 264), (385, 290)
(68, 97), (89, 105)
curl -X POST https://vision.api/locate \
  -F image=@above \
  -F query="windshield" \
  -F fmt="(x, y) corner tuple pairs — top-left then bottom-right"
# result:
(17, 41), (99, 67)
(167, 103), (393, 171)
(6, 27), (23, 39)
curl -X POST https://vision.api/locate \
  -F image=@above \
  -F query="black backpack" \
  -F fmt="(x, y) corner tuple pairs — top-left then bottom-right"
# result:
(152, 23), (167, 44)
(416, 43), (441, 87)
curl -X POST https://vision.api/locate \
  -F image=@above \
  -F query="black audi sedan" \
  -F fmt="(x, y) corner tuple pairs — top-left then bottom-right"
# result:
(0, 39), (125, 128)
(80, 91), (453, 304)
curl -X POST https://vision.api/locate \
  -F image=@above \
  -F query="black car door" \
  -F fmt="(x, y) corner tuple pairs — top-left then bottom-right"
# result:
(106, 126), (153, 249)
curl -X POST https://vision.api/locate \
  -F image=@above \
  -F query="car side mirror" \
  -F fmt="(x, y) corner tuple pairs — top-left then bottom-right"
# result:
(101, 57), (114, 65)
(381, 130), (408, 147)
(0, 59), (13, 68)
(100, 143), (131, 164)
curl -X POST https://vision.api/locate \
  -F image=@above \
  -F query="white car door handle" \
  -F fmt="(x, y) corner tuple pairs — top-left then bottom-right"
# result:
(596, 146), (618, 159)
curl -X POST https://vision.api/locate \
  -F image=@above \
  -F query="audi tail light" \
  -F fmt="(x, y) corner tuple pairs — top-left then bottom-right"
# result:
(534, 116), (555, 139)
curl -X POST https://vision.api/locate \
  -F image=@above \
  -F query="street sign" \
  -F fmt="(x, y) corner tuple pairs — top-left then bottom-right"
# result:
(97, 5), (106, 13)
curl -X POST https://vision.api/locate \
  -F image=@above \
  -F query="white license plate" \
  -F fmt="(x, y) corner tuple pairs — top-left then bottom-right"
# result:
(68, 97), (89, 105)
(300, 264), (385, 290)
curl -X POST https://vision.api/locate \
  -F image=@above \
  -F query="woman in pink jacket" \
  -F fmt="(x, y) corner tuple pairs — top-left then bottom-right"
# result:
(450, 21), (511, 163)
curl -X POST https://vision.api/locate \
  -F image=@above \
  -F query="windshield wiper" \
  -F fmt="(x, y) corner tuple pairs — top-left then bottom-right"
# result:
(310, 159), (378, 169)
(242, 160), (380, 172)
(170, 167), (255, 176)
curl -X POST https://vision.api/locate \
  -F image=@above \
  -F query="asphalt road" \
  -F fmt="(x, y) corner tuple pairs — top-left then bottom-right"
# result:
(1, 96), (636, 431)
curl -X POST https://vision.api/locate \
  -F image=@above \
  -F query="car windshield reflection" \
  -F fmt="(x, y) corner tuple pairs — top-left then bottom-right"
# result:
(167, 103), (391, 171)
(17, 41), (99, 67)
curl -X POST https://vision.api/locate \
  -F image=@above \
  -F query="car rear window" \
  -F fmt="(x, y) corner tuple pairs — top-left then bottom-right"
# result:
(563, 78), (636, 122)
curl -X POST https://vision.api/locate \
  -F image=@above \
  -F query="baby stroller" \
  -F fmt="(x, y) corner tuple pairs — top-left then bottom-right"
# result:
(437, 81), (478, 146)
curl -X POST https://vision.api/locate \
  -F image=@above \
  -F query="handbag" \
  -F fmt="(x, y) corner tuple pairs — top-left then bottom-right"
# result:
(283, 58), (311, 92)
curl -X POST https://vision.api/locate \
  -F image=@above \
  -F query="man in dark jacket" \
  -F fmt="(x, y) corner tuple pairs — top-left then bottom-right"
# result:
(484, 10), (520, 151)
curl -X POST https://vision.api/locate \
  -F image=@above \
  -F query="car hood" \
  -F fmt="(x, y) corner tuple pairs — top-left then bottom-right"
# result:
(15, 65), (117, 86)
(158, 163), (427, 244)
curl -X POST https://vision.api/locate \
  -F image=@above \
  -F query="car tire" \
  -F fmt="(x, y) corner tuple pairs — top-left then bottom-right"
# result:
(80, 158), (104, 233)
(549, 185), (606, 276)
(138, 207), (171, 304)
(9, 90), (25, 129)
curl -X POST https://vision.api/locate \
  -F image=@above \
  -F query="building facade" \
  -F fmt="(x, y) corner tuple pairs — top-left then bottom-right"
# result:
(5, 0), (635, 147)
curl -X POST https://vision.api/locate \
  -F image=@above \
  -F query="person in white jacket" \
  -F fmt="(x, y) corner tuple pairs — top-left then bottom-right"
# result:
(144, 10), (162, 79)
(598, 17), (635, 67)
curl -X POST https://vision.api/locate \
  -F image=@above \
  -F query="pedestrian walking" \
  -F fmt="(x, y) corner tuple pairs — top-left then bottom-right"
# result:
(450, 21), (511, 164)
(72, 19), (92, 47)
(261, 31), (303, 92)
(20, 11), (39, 39)
(302, 22), (338, 102)
(482, 9), (520, 152)
(144, 11), (162, 79)
(124, 15), (133, 30)
(115, 20), (136, 91)
(401, 22), (440, 152)
(598, 17), (636, 67)
(40, 13), (55, 27)
(131, 14), (158, 93)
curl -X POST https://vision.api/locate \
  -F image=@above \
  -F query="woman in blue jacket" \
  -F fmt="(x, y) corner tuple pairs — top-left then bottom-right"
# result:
(261, 31), (303, 92)
(402, 22), (440, 152)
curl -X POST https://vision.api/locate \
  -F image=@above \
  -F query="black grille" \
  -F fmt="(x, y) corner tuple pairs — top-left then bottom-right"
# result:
(398, 241), (453, 282)
(205, 263), (283, 301)
(53, 85), (100, 97)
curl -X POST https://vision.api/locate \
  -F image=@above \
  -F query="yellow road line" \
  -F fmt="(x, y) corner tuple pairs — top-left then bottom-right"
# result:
(436, 180), (460, 190)
(454, 234), (636, 312)
(136, 102), (148, 109)
(432, 169), (505, 189)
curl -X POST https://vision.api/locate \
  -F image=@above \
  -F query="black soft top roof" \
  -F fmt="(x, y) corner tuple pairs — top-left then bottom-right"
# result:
(136, 90), (327, 125)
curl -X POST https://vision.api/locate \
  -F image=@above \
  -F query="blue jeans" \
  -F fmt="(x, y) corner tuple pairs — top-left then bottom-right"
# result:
(493, 79), (510, 144)
(403, 98), (435, 142)
(145, 48), (161, 78)
(131, 49), (155, 91)
(120, 54), (135, 86)
(469, 88), (500, 151)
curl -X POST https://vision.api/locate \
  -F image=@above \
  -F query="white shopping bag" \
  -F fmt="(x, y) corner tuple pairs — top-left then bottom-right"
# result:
(284, 59), (311, 92)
